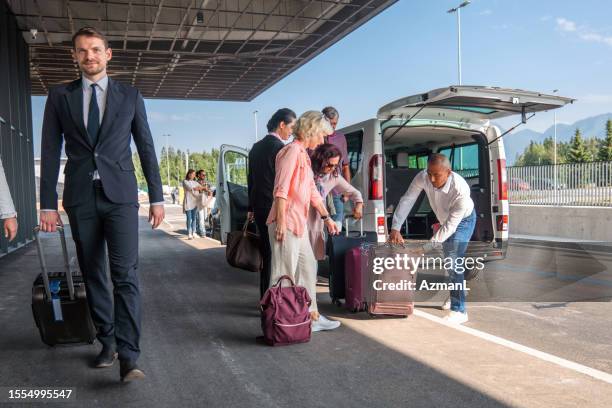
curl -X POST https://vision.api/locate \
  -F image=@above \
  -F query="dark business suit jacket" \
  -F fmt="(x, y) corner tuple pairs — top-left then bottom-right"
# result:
(247, 134), (285, 212)
(40, 77), (163, 210)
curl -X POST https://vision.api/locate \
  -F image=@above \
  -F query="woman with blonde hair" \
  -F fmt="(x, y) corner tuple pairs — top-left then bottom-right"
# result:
(267, 111), (341, 332)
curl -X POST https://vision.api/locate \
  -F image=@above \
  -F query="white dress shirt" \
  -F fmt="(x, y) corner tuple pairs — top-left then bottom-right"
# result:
(0, 158), (17, 219)
(391, 170), (474, 243)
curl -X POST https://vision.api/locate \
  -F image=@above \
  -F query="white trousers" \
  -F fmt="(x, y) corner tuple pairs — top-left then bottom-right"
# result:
(268, 223), (318, 312)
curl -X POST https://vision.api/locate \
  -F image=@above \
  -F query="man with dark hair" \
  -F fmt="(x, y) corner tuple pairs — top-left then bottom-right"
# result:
(39, 26), (164, 382)
(389, 153), (475, 324)
(322, 106), (351, 230)
(247, 108), (296, 298)
(196, 169), (210, 237)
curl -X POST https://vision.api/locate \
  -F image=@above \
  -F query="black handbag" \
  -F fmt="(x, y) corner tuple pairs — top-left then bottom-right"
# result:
(226, 220), (263, 272)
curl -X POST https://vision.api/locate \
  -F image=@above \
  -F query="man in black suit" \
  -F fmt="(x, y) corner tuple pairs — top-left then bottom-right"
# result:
(247, 109), (296, 298)
(39, 27), (164, 382)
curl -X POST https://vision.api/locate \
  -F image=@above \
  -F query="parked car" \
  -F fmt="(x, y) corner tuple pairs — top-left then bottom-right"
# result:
(509, 177), (530, 191)
(529, 178), (567, 190)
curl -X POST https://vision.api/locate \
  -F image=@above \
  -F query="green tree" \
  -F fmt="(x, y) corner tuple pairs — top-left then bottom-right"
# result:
(515, 141), (549, 166)
(598, 119), (612, 161)
(567, 129), (592, 163)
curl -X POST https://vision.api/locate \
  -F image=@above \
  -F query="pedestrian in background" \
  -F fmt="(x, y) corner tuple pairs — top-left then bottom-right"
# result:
(196, 169), (210, 237)
(183, 169), (203, 240)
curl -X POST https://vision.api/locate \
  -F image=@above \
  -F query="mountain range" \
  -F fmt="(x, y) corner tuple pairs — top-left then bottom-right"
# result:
(503, 113), (612, 165)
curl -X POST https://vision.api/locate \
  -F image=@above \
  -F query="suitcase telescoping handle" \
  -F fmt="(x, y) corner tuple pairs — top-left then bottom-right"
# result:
(344, 215), (364, 238)
(33, 226), (75, 301)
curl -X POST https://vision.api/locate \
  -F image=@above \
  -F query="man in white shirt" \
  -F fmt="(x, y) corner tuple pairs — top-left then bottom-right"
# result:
(389, 153), (476, 324)
(0, 158), (18, 241)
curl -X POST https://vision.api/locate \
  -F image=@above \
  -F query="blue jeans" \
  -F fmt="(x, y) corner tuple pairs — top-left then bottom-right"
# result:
(185, 208), (198, 235)
(442, 210), (476, 313)
(331, 194), (344, 223)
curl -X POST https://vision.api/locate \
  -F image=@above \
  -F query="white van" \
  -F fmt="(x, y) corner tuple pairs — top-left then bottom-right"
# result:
(215, 86), (573, 260)
(338, 86), (573, 262)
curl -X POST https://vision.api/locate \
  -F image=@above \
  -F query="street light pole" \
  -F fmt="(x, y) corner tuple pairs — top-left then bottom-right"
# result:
(253, 110), (259, 141)
(163, 134), (171, 188)
(447, 1), (470, 85)
(553, 89), (559, 204)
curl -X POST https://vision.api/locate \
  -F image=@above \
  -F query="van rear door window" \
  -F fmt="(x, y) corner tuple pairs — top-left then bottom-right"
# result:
(438, 143), (479, 179)
(345, 130), (363, 178)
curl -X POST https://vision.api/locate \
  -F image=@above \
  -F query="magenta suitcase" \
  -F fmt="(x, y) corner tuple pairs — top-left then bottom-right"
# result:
(344, 245), (369, 312)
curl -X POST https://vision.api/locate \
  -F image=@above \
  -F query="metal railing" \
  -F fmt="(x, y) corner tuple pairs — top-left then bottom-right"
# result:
(507, 161), (612, 206)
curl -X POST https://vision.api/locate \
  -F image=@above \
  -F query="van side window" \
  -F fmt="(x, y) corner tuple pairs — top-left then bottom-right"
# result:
(345, 130), (363, 179)
(407, 154), (428, 169)
(438, 143), (479, 179)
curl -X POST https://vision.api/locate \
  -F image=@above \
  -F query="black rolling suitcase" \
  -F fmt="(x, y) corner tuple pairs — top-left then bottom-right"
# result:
(31, 226), (96, 346)
(326, 217), (377, 305)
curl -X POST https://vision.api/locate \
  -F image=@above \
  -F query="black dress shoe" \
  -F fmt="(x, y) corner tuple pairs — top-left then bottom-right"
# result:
(120, 361), (146, 383)
(94, 348), (118, 368)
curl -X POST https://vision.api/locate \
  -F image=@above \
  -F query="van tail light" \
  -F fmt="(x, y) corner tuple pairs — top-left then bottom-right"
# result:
(497, 159), (508, 201)
(377, 216), (386, 235)
(496, 215), (508, 231)
(369, 154), (383, 200)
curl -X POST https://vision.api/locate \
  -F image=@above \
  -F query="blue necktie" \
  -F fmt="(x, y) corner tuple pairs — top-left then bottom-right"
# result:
(87, 83), (100, 146)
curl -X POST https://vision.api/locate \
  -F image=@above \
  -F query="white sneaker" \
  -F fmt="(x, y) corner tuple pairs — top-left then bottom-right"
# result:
(188, 234), (194, 240)
(441, 297), (451, 310)
(443, 311), (468, 325)
(311, 315), (341, 332)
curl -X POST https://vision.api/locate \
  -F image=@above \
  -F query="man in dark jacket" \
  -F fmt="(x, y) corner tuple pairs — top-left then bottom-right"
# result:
(247, 108), (296, 298)
(39, 27), (164, 382)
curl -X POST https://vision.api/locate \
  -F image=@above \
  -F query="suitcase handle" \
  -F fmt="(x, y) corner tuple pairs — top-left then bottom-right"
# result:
(344, 215), (364, 238)
(34, 226), (75, 301)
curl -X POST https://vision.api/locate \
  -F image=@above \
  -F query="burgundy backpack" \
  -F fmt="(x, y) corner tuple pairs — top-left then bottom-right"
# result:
(259, 275), (312, 346)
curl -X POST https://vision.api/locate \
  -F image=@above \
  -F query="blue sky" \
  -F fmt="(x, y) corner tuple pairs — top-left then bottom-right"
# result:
(31, 0), (612, 157)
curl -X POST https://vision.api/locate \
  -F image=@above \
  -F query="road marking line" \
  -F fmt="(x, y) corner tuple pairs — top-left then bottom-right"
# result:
(413, 309), (612, 385)
(467, 305), (552, 321)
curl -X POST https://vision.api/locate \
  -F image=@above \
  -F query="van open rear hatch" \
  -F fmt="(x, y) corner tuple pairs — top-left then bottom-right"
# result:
(377, 86), (574, 122)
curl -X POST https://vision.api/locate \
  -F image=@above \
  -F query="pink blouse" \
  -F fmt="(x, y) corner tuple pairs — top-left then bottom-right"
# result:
(266, 141), (323, 237)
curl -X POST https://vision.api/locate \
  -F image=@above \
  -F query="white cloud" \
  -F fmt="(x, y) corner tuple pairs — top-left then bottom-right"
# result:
(556, 17), (576, 32)
(555, 17), (612, 47)
(479, 9), (492, 16)
(540, 15), (552, 22)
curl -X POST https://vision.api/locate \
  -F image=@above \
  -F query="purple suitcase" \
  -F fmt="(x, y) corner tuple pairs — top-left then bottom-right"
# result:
(344, 244), (370, 312)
